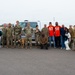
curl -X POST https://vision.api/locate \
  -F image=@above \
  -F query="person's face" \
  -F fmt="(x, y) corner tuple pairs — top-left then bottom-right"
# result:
(69, 25), (72, 28)
(74, 26), (75, 29)
(16, 21), (19, 25)
(62, 25), (64, 28)
(49, 22), (52, 26)
(4, 24), (7, 27)
(65, 29), (67, 32)
(36, 26), (38, 29)
(8, 24), (11, 27)
(55, 22), (58, 26)
(27, 23), (30, 27)
(9, 24), (11, 27)
(44, 25), (46, 28)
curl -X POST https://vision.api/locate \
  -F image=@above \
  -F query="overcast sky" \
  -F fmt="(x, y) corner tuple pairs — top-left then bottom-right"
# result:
(0, 0), (75, 27)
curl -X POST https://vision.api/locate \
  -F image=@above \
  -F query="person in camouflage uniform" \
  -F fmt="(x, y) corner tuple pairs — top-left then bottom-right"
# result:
(69, 25), (74, 39)
(34, 25), (40, 46)
(6, 23), (14, 48)
(72, 25), (75, 50)
(41, 24), (49, 43)
(41, 24), (49, 37)
(2, 23), (7, 47)
(69, 25), (74, 48)
(14, 21), (22, 47)
(39, 33), (48, 49)
(24, 22), (33, 49)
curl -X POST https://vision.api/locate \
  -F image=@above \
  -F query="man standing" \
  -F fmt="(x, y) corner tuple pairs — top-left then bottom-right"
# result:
(24, 22), (33, 49)
(69, 25), (73, 39)
(6, 23), (13, 48)
(41, 24), (49, 37)
(60, 25), (66, 49)
(54, 22), (61, 48)
(72, 25), (75, 50)
(69, 25), (73, 48)
(14, 21), (22, 47)
(35, 25), (40, 46)
(48, 22), (55, 48)
(2, 23), (7, 47)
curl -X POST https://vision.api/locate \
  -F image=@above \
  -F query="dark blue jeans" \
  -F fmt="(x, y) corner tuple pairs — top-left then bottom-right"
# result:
(61, 36), (65, 48)
(49, 36), (55, 47)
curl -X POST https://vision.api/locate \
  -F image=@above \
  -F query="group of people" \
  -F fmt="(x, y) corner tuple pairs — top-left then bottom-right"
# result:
(0, 21), (75, 50)
(0, 21), (34, 48)
(35, 22), (75, 50)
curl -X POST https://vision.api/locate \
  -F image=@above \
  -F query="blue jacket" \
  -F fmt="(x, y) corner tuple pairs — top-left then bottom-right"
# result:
(60, 27), (65, 36)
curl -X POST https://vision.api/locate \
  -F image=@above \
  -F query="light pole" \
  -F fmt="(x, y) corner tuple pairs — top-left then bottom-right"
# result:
(53, 17), (55, 25)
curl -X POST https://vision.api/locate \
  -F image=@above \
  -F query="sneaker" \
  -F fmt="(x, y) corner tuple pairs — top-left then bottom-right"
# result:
(61, 47), (65, 49)
(61, 47), (63, 49)
(66, 48), (71, 50)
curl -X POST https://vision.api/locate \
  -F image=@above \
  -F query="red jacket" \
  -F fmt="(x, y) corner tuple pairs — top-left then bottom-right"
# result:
(48, 25), (55, 36)
(54, 26), (61, 37)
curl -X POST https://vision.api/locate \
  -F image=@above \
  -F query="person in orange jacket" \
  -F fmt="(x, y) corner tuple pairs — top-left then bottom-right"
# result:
(48, 22), (55, 47)
(54, 22), (61, 48)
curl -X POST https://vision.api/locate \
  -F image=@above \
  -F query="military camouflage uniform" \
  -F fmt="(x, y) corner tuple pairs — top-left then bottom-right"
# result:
(14, 25), (22, 47)
(39, 34), (48, 49)
(41, 27), (49, 37)
(72, 28), (75, 50)
(2, 27), (7, 47)
(34, 29), (40, 46)
(6, 26), (13, 47)
(69, 28), (74, 48)
(24, 27), (33, 48)
(41, 27), (49, 44)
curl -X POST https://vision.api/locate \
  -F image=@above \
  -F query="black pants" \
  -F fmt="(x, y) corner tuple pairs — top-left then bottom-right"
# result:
(40, 43), (48, 49)
(55, 36), (61, 48)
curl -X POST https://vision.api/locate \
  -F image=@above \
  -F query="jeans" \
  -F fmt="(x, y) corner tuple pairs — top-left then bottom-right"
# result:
(55, 36), (61, 48)
(61, 36), (65, 48)
(49, 36), (55, 47)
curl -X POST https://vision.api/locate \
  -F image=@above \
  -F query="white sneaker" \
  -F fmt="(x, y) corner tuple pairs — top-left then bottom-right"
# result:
(66, 48), (71, 50)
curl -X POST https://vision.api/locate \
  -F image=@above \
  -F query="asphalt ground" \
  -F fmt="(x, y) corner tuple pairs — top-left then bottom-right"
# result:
(0, 47), (75, 75)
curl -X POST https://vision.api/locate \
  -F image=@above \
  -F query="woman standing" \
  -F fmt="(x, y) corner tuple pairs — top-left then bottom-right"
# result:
(64, 27), (71, 50)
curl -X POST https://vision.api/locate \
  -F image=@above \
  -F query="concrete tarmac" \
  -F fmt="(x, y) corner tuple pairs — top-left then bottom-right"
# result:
(0, 47), (75, 75)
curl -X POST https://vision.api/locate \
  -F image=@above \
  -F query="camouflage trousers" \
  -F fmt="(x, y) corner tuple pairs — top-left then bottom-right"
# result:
(71, 38), (75, 50)
(14, 35), (21, 47)
(7, 36), (13, 47)
(35, 35), (39, 46)
(2, 36), (7, 47)
(25, 37), (32, 47)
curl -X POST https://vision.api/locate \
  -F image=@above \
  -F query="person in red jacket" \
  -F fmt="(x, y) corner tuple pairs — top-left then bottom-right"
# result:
(48, 22), (55, 47)
(54, 22), (61, 48)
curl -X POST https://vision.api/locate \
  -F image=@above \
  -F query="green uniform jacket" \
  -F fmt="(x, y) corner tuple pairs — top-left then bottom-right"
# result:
(14, 25), (22, 35)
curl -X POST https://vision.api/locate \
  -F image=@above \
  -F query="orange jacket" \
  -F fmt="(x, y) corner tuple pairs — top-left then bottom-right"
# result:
(54, 26), (61, 37)
(48, 25), (55, 36)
